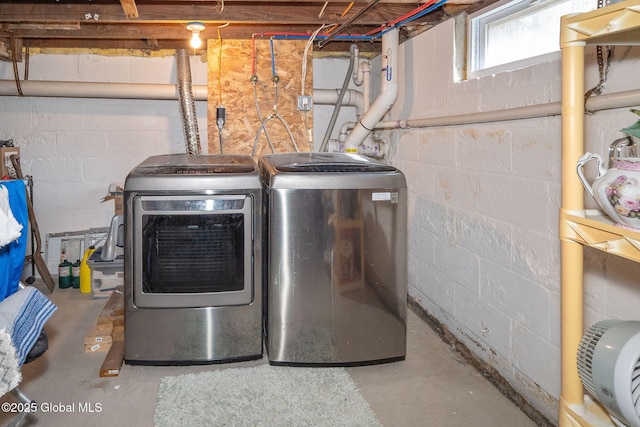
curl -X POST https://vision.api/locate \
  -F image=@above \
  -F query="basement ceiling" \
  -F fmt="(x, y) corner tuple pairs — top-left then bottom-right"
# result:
(0, 0), (499, 56)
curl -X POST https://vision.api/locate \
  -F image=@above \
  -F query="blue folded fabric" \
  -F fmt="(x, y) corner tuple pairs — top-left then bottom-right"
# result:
(0, 287), (56, 366)
(0, 180), (28, 301)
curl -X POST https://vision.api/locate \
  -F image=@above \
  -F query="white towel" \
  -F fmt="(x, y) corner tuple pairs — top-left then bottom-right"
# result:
(0, 185), (22, 248)
(0, 287), (56, 366)
(0, 327), (21, 396)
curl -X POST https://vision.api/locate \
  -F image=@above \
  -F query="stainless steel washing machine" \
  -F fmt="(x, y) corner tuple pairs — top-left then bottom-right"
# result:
(260, 152), (407, 366)
(124, 154), (263, 365)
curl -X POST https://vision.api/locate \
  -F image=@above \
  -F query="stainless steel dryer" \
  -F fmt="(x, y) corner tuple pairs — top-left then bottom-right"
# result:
(260, 152), (407, 366)
(124, 154), (263, 365)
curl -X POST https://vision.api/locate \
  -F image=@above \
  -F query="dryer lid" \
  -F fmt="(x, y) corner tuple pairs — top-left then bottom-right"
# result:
(262, 153), (397, 173)
(130, 154), (256, 175)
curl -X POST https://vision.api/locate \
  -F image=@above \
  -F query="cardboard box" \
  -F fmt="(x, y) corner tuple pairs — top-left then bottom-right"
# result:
(114, 194), (123, 215)
(102, 182), (124, 215)
(0, 147), (19, 178)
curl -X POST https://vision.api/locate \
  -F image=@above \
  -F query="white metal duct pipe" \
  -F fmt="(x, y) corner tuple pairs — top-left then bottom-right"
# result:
(313, 89), (364, 117)
(0, 80), (208, 100)
(176, 49), (201, 156)
(344, 28), (399, 153)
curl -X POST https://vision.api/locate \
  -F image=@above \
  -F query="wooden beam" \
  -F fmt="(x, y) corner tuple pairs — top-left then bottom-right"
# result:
(0, 37), (21, 62)
(20, 36), (382, 53)
(120, 0), (140, 19)
(0, 39), (12, 61)
(9, 22), (385, 40)
(99, 340), (124, 377)
(0, 2), (433, 25)
(145, 38), (159, 50)
(0, 0), (475, 51)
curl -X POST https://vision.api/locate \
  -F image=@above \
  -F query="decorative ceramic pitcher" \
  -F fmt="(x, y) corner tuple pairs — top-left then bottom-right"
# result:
(577, 138), (640, 231)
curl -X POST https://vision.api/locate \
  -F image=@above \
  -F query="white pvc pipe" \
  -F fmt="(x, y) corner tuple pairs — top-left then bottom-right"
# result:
(374, 89), (640, 130)
(2, 73), (640, 132)
(313, 89), (364, 117)
(376, 102), (560, 129)
(344, 28), (399, 153)
(353, 60), (372, 112)
(329, 133), (384, 158)
(361, 61), (372, 112)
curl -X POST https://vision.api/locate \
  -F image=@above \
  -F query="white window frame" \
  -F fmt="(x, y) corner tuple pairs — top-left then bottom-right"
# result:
(469, 0), (531, 74)
(467, 0), (598, 79)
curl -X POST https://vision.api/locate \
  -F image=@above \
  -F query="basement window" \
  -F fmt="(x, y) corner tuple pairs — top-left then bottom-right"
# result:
(467, 0), (598, 77)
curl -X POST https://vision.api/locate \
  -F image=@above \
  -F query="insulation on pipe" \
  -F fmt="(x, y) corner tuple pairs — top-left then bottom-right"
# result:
(176, 49), (201, 156)
(0, 80), (208, 100)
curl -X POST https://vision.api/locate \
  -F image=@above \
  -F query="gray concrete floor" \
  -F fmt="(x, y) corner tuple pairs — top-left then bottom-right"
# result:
(0, 282), (538, 427)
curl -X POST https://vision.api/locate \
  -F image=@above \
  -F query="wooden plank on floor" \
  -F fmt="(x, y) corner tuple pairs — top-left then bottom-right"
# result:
(99, 340), (124, 377)
(85, 285), (126, 377)
(85, 342), (112, 353)
(85, 325), (113, 345)
(95, 287), (124, 331)
(111, 328), (124, 342)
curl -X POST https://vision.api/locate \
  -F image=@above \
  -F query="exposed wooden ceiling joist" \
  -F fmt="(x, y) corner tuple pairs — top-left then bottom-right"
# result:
(0, 2), (440, 24)
(0, 0), (496, 53)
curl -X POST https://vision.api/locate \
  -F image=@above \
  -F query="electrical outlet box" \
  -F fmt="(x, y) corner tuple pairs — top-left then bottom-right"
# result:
(297, 95), (313, 111)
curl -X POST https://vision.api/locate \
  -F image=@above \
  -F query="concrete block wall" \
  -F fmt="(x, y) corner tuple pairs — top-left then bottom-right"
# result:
(1, 19), (639, 424)
(391, 18), (640, 423)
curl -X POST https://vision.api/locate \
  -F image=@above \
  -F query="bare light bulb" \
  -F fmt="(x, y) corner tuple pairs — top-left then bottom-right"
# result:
(190, 33), (202, 49)
(186, 22), (205, 49)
